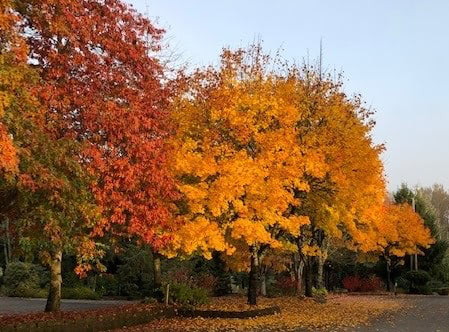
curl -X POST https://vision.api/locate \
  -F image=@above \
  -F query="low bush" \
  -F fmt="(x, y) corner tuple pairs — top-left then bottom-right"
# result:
(3, 262), (48, 297)
(437, 288), (449, 295)
(2, 284), (48, 298)
(165, 266), (218, 296)
(312, 287), (328, 297)
(403, 270), (431, 294)
(427, 279), (446, 291)
(360, 276), (383, 292)
(167, 283), (209, 306)
(342, 275), (362, 292)
(395, 276), (410, 291)
(415, 284), (433, 295)
(404, 270), (431, 286)
(342, 275), (384, 292)
(268, 275), (296, 297)
(97, 273), (119, 296)
(311, 287), (327, 304)
(62, 286), (101, 300)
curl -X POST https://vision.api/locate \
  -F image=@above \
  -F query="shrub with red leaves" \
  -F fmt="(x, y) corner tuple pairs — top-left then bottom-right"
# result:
(274, 276), (297, 296)
(343, 275), (384, 292)
(360, 276), (383, 292)
(343, 275), (363, 292)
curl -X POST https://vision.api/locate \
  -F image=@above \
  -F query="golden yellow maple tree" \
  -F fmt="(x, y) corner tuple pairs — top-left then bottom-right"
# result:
(276, 66), (387, 294)
(371, 202), (434, 289)
(168, 46), (316, 304)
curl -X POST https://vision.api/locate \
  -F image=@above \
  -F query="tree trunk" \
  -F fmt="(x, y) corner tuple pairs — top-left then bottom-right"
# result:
(414, 254), (418, 271)
(152, 251), (164, 302)
(153, 252), (162, 290)
(5, 219), (11, 263)
(386, 258), (392, 292)
(247, 246), (259, 305)
(260, 272), (267, 296)
(45, 250), (62, 312)
(304, 256), (313, 297)
(3, 237), (8, 265)
(293, 254), (304, 295)
(317, 254), (325, 289)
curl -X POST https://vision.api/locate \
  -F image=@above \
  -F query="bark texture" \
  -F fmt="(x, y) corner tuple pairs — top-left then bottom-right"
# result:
(248, 246), (260, 305)
(45, 250), (62, 312)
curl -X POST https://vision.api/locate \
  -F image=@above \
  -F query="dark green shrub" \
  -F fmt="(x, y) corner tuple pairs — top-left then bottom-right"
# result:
(404, 270), (431, 285)
(167, 283), (209, 306)
(3, 262), (48, 297)
(428, 279), (445, 290)
(396, 276), (410, 291)
(416, 284), (432, 295)
(116, 245), (153, 298)
(97, 273), (119, 296)
(438, 288), (449, 295)
(403, 270), (431, 294)
(61, 256), (84, 288)
(2, 284), (48, 298)
(62, 286), (100, 300)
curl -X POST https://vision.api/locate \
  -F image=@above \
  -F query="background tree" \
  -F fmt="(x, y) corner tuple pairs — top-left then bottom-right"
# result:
(418, 184), (449, 241)
(395, 184), (449, 282)
(373, 202), (434, 291)
(283, 65), (386, 296)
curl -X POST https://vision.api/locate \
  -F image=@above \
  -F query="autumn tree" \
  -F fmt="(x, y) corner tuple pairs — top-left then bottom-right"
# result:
(169, 46), (313, 305)
(373, 202), (434, 291)
(0, 0), (106, 311)
(0, 0), (23, 176)
(277, 65), (386, 296)
(0, 0), (26, 268)
(12, 0), (180, 304)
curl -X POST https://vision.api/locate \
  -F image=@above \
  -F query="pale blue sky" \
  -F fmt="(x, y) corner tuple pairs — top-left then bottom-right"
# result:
(126, 0), (449, 191)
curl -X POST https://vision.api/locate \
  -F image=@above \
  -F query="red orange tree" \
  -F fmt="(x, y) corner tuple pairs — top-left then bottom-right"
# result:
(6, 0), (179, 310)
(1, 0), (105, 312)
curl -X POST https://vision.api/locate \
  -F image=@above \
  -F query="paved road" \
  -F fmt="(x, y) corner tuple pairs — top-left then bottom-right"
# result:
(0, 297), (130, 315)
(362, 295), (449, 332)
(2, 296), (449, 331)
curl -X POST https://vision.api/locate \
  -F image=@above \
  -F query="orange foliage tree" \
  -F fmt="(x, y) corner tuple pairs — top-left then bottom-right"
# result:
(373, 202), (434, 290)
(1, 0), (104, 312)
(170, 47), (318, 305)
(265, 65), (387, 296)
(0, 0), (23, 176)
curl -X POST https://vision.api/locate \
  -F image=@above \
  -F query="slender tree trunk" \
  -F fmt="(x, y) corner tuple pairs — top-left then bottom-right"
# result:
(152, 251), (164, 302)
(293, 254), (304, 295)
(304, 256), (313, 297)
(260, 271), (267, 296)
(386, 258), (392, 292)
(3, 237), (8, 266)
(153, 252), (162, 290)
(414, 254), (418, 271)
(45, 250), (62, 312)
(5, 219), (11, 262)
(317, 254), (325, 289)
(247, 246), (259, 305)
